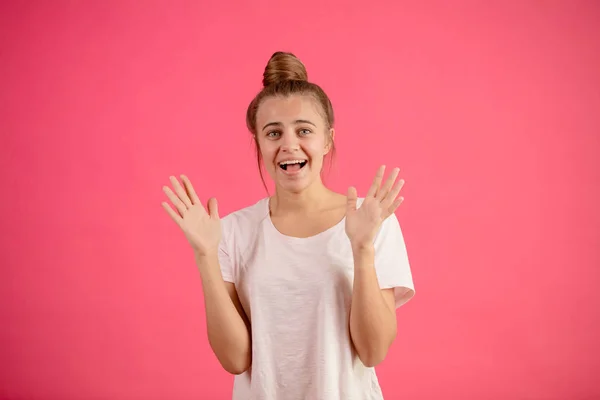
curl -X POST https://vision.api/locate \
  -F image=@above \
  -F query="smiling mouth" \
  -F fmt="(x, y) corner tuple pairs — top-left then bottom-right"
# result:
(279, 160), (308, 172)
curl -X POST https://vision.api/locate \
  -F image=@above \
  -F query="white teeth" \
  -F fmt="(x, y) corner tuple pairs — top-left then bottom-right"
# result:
(279, 159), (307, 165)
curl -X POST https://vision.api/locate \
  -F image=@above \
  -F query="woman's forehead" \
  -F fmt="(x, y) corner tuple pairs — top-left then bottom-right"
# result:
(257, 95), (324, 126)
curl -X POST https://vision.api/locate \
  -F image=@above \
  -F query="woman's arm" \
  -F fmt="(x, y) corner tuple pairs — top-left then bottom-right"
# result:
(196, 252), (252, 375)
(348, 245), (397, 367)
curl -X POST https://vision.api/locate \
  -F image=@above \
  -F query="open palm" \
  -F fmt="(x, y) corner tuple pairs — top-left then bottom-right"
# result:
(161, 175), (221, 256)
(345, 166), (405, 249)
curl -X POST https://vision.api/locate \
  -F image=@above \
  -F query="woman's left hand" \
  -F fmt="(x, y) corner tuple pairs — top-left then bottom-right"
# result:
(345, 165), (405, 251)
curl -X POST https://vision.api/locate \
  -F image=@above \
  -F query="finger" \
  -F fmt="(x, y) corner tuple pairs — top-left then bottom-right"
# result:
(180, 174), (201, 205)
(170, 176), (193, 209)
(207, 197), (219, 218)
(366, 165), (385, 198)
(161, 201), (182, 225)
(388, 196), (404, 216)
(382, 176), (405, 209)
(376, 167), (400, 201)
(346, 186), (358, 212)
(163, 185), (187, 216)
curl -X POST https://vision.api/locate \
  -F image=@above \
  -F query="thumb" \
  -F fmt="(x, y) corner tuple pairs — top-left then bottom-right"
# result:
(207, 197), (219, 218)
(346, 187), (358, 212)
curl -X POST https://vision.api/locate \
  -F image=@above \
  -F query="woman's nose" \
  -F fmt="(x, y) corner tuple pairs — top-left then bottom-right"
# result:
(280, 132), (299, 152)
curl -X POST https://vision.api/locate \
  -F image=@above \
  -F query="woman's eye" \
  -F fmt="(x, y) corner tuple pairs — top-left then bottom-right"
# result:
(299, 129), (311, 135)
(267, 131), (280, 138)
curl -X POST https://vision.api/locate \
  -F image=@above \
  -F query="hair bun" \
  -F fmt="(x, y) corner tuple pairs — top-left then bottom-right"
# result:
(262, 51), (308, 87)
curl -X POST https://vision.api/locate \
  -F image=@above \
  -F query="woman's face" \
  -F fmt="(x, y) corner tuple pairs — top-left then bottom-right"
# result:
(255, 94), (333, 194)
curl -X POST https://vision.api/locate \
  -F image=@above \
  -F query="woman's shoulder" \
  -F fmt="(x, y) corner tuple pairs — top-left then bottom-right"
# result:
(220, 197), (270, 232)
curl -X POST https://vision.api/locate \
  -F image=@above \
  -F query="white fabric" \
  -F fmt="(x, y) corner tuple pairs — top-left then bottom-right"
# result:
(218, 197), (415, 400)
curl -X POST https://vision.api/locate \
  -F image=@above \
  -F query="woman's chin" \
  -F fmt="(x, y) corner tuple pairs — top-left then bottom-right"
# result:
(275, 174), (316, 193)
(267, 164), (324, 193)
(277, 180), (310, 193)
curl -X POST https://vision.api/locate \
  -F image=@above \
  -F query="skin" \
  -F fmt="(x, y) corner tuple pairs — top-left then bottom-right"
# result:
(162, 176), (251, 375)
(162, 94), (405, 373)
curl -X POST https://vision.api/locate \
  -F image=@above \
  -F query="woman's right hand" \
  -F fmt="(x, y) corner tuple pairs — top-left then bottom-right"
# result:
(161, 175), (222, 257)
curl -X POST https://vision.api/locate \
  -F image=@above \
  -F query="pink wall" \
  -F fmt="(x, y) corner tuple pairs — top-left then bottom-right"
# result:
(1, 1), (599, 399)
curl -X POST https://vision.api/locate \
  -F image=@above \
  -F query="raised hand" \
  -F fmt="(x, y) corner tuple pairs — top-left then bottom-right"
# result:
(161, 175), (221, 257)
(345, 165), (405, 250)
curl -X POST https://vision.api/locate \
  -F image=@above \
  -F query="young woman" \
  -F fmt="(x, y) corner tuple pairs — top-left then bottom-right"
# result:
(162, 51), (415, 399)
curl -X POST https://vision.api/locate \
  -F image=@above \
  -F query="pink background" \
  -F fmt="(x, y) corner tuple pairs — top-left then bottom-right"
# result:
(1, 1), (599, 399)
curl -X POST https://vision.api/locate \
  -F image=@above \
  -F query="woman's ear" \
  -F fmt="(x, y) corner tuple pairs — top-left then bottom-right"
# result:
(324, 128), (335, 154)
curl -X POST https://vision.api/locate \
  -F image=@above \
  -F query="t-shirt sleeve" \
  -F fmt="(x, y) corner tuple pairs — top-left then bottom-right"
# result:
(373, 212), (415, 308)
(217, 215), (235, 283)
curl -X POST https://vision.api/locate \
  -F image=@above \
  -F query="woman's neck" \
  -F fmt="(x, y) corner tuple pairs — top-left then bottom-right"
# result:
(270, 181), (336, 216)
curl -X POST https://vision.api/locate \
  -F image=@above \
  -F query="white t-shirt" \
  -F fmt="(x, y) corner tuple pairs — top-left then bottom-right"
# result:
(218, 197), (415, 400)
